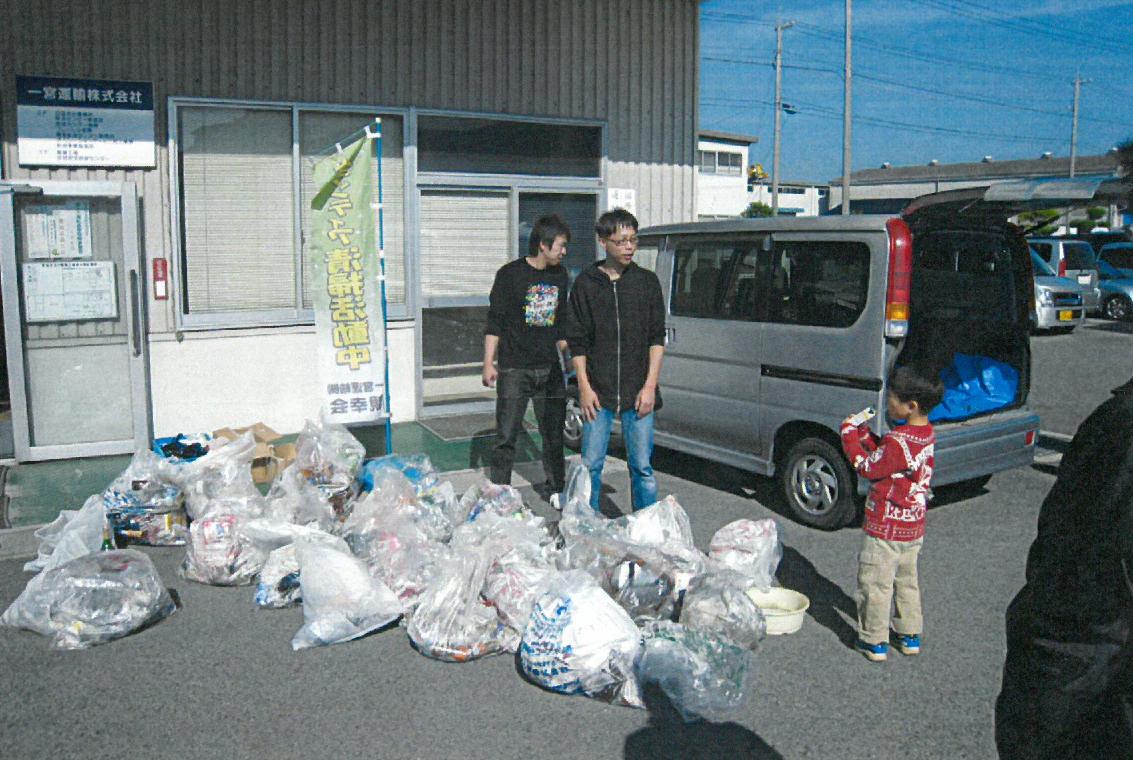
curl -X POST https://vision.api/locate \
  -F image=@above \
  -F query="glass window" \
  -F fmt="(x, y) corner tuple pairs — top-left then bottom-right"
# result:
(1062, 242), (1095, 270)
(419, 190), (510, 303)
(719, 152), (743, 175)
(698, 150), (717, 174)
(672, 243), (738, 318)
(1030, 242), (1053, 265)
(179, 106), (296, 314)
(418, 116), (600, 176)
(176, 103), (406, 325)
(765, 241), (870, 327)
(1101, 247), (1133, 271)
(517, 193), (598, 284)
(719, 248), (760, 319)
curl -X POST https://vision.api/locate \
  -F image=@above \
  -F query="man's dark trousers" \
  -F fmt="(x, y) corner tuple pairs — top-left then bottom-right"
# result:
(490, 366), (566, 493)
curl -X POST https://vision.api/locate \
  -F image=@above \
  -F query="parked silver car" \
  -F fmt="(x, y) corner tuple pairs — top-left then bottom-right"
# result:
(1097, 258), (1133, 321)
(1028, 237), (1100, 312)
(1030, 249), (1088, 331)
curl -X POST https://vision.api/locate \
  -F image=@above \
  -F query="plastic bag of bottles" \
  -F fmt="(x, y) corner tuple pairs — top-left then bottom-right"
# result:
(636, 620), (751, 723)
(519, 570), (644, 707)
(345, 509), (447, 609)
(291, 541), (403, 650)
(261, 465), (337, 530)
(708, 518), (782, 592)
(1, 549), (177, 650)
(406, 548), (516, 661)
(294, 419), (366, 493)
(179, 515), (265, 586)
(451, 480), (528, 524)
(678, 572), (767, 649)
(24, 495), (107, 574)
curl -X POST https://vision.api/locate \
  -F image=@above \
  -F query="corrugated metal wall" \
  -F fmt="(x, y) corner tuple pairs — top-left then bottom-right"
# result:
(0, 0), (698, 333)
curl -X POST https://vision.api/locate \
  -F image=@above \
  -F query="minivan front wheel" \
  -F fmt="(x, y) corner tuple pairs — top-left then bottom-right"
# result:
(781, 437), (858, 530)
(1103, 294), (1132, 322)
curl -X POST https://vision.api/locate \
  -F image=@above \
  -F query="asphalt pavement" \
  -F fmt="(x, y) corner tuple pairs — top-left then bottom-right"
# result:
(0, 319), (1129, 760)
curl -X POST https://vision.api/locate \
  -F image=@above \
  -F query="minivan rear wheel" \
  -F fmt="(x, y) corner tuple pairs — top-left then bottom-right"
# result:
(780, 437), (858, 530)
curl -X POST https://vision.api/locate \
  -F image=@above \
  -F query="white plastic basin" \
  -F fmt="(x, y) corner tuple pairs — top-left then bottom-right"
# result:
(745, 587), (810, 636)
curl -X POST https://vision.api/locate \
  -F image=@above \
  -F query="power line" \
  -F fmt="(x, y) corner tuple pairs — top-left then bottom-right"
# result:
(702, 95), (1065, 144)
(702, 52), (1132, 128)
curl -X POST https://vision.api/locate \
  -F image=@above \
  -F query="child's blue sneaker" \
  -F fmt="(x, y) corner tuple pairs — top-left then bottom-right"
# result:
(893, 633), (921, 656)
(855, 638), (888, 662)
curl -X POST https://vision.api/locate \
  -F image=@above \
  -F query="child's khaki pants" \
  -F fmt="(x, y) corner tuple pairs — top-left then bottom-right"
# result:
(856, 534), (924, 645)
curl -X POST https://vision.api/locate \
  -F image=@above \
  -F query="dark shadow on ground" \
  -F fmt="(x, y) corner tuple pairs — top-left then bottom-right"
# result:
(624, 683), (785, 760)
(1082, 319), (1133, 335)
(775, 545), (858, 648)
(651, 445), (865, 529)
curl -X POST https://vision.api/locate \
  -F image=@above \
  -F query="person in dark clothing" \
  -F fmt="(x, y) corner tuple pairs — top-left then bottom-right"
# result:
(566, 208), (667, 512)
(483, 214), (571, 500)
(994, 376), (1133, 759)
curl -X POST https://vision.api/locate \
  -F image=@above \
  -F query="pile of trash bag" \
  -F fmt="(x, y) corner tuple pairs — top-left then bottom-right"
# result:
(2, 420), (789, 723)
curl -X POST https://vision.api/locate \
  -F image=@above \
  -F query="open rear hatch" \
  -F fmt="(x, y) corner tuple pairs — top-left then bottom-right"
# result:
(898, 178), (1131, 424)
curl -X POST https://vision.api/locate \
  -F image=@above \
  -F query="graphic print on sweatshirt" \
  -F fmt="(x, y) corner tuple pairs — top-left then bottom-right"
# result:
(524, 283), (560, 327)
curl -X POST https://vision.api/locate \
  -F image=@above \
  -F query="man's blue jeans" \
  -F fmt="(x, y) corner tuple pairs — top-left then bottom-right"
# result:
(581, 407), (658, 512)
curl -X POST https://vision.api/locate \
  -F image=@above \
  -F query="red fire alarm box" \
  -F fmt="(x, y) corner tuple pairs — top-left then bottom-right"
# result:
(152, 258), (169, 300)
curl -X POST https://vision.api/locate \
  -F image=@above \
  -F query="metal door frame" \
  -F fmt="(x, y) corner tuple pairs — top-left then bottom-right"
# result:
(0, 180), (151, 461)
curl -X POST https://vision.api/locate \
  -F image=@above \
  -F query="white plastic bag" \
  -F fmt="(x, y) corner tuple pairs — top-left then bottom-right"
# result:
(291, 541), (403, 650)
(519, 570), (644, 707)
(23, 495), (107, 574)
(708, 518), (782, 592)
(2, 549), (177, 650)
(637, 621), (751, 723)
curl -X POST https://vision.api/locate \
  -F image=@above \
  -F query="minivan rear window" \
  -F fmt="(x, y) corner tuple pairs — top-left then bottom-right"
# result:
(1064, 242), (1095, 270)
(765, 241), (870, 328)
(913, 230), (1019, 322)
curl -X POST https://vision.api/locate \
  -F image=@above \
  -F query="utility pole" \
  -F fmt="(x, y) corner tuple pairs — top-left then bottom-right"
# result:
(772, 19), (795, 215)
(1069, 71), (1088, 177)
(841, 0), (853, 214)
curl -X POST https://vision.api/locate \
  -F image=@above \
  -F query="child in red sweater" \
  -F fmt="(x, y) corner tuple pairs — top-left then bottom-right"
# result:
(841, 364), (944, 662)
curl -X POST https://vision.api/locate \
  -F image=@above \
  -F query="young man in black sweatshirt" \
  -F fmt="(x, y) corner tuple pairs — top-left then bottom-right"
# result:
(566, 208), (666, 512)
(483, 214), (571, 500)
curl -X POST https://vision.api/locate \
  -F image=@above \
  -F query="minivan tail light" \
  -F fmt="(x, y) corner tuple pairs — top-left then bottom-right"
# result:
(1058, 257), (1067, 277)
(1025, 430), (1036, 446)
(885, 218), (913, 338)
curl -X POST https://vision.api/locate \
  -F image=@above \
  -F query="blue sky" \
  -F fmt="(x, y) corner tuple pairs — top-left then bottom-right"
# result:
(699, 0), (1133, 183)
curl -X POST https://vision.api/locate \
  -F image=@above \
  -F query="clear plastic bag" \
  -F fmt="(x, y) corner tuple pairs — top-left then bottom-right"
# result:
(519, 570), (644, 707)
(294, 419), (366, 491)
(345, 509), (447, 610)
(708, 518), (782, 592)
(261, 465), (337, 530)
(291, 541), (403, 650)
(102, 449), (183, 512)
(637, 620), (751, 723)
(1, 549), (177, 650)
(24, 494), (107, 574)
(406, 549), (516, 661)
(678, 572), (767, 650)
(179, 515), (265, 586)
(174, 432), (265, 521)
(482, 548), (558, 635)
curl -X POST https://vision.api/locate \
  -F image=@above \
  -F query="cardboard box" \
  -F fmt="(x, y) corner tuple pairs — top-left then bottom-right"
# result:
(212, 423), (292, 485)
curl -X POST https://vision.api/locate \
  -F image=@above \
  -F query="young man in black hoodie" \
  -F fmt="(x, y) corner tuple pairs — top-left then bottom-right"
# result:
(994, 375), (1133, 758)
(566, 208), (666, 512)
(483, 214), (571, 500)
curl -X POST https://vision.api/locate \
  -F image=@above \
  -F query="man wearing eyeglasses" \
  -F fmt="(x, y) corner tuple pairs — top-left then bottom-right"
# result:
(565, 208), (666, 513)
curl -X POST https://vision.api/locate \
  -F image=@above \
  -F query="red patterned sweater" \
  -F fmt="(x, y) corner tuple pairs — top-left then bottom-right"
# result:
(840, 421), (936, 542)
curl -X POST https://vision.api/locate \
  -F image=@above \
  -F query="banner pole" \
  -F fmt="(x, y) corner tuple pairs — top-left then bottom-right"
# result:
(372, 118), (393, 455)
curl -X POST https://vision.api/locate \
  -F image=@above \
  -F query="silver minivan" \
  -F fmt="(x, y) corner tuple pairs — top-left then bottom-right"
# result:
(1027, 237), (1100, 312)
(633, 179), (1126, 529)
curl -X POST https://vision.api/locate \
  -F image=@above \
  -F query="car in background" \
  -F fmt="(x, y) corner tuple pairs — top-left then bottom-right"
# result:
(1030, 249), (1088, 332)
(1028, 237), (1100, 312)
(1097, 242), (1133, 278)
(1097, 258), (1133, 322)
(1057, 229), (1131, 254)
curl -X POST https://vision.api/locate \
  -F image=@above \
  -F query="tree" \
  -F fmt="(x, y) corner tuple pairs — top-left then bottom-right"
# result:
(1018, 208), (1062, 236)
(741, 201), (774, 218)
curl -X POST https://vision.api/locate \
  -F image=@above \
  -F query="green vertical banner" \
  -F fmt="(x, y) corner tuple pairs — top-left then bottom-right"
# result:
(309, 133), (387, 423)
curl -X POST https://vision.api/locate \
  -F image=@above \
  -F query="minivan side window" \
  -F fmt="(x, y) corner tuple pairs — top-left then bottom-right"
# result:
(1031, 242), (1054, 265)
(765, 241), (870, 328)
(672, 244), (736, 318)
(1063, 242), (1095, 270)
